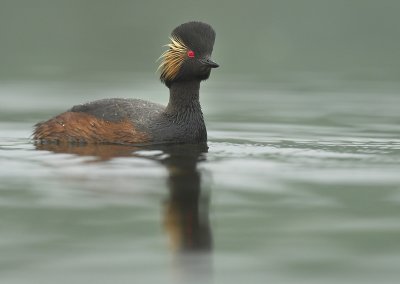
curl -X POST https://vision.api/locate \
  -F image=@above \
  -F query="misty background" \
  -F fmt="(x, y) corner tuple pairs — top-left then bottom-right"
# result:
(1, 0), (399, 83)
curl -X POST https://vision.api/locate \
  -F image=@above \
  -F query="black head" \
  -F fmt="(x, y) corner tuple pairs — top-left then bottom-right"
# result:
(158, 21), (219, 87)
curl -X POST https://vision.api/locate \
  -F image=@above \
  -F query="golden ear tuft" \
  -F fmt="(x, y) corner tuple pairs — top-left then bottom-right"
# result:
(158, 36), (188, 82)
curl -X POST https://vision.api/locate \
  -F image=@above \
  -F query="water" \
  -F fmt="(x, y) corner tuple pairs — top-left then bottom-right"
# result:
(1, 79), (400, 284)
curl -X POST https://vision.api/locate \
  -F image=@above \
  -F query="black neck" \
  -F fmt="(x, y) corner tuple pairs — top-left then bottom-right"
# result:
(165, 80), (202, 115)
(158, 80), (207, 143)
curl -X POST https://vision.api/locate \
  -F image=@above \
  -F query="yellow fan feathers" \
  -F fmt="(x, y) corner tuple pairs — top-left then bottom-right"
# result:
(158, 36), (189, 82)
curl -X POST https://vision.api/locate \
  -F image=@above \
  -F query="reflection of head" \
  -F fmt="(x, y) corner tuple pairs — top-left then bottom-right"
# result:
(164, 166), (211, 252)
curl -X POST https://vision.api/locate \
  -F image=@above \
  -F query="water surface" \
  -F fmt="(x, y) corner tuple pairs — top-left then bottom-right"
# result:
(1, 80), (400, 284)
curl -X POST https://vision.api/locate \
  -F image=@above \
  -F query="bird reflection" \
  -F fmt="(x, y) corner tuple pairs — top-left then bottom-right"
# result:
(161, 144), (211, 253)
(35, 142), (212, 254)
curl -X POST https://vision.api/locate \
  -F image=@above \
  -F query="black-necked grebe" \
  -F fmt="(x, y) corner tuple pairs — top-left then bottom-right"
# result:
(33, 21), (218, 144)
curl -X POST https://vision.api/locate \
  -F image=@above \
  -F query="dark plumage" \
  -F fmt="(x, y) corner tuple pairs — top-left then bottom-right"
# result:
(33, 21), (218, 145)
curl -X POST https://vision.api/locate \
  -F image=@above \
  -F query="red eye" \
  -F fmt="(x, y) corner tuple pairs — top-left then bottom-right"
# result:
(187, 50), (195, 58)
